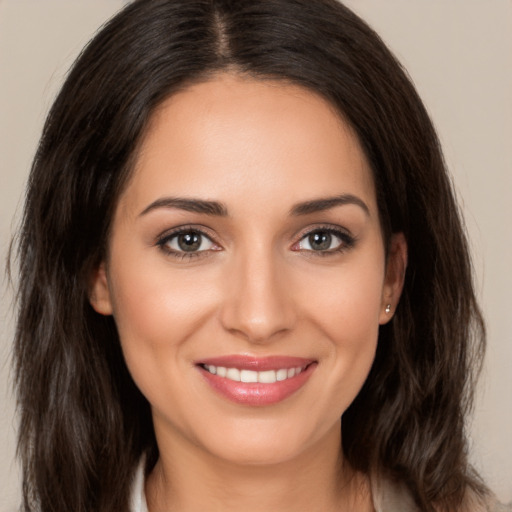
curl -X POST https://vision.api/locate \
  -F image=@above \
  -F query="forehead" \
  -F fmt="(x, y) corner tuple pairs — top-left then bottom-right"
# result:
(120, 73), (377, 218)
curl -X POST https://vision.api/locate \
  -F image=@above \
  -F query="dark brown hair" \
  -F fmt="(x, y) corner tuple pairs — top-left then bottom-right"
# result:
(12, 1), (486, 511)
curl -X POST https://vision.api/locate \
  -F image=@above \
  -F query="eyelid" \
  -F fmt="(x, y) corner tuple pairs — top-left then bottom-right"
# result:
(154, 223), (356, 260)
(291, 224), (356, 253)
(155, 224), (222, 258)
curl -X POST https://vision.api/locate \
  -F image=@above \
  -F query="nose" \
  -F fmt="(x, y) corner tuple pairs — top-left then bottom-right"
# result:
(219, 246), (297, 344)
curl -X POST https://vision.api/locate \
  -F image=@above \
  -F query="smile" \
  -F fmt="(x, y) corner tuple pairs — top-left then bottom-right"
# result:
(197, 356), (317, 406)
(201, 364), (307, 383)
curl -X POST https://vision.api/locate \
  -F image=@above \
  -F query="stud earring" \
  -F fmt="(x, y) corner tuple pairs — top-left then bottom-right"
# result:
(385, 304), (392, 314)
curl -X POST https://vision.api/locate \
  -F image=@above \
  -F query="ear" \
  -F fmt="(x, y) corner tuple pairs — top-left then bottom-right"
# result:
(88, 262), (114, 315)
(379, 232), (407, 325)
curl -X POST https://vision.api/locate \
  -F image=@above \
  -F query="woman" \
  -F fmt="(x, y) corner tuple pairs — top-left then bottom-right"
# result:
(11, 0), (506, 511)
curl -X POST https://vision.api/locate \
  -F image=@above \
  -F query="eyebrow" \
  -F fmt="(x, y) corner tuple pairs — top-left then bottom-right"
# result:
(290, 194), (370, 216)
(139, 197), (228, 217)
(139, 193), (369, 218)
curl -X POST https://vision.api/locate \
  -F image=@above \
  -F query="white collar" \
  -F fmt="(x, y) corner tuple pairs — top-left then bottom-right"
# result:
(129, 459), (421, 512)
(130, 460), (149, 512)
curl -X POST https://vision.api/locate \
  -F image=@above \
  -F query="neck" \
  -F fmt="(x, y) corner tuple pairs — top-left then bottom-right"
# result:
(145, 421), (373, 512)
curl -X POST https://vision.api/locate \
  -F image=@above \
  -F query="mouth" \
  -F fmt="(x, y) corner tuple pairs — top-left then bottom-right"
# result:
(201, 364), (308, 383)
(196, 355), (317, 406)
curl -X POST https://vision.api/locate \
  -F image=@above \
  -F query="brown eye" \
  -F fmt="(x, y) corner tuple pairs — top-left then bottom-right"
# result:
(160, 230), (216, 254)
(299, 230), (341, 251)
(307, 231), (333, 251)
(295, 228), (355, 254)
(177, 232), (202, 252)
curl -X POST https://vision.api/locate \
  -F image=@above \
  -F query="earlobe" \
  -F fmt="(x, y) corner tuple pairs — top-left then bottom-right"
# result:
(88, 262), (114, 316)
(379, 232), (407, 325)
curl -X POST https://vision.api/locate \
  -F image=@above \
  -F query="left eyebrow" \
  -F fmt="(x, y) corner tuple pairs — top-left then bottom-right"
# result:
(290, 194), (370, 216)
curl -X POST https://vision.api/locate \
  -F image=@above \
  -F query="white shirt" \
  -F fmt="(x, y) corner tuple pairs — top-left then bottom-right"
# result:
(129, 461), (149, 512)
(129, 461), (511, 512)
(128, 462), (416, 512)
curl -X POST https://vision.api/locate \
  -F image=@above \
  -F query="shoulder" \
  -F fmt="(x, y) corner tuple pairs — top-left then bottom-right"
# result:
(371, 476), (512, 512)
(467, 495), (512, 512)
(371, 476), (420, 512)
(462, 484), (512, 512)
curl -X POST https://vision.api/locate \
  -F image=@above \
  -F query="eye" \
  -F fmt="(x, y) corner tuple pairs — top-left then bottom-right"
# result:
(295, 228), (355, 253)
(157, 228), (218, 256)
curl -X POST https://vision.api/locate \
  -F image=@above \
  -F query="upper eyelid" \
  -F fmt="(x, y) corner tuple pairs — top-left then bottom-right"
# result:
(295, 223), (353, 240)
(292, 225), (357, 253)
(156, 224), (218, 243)
(155, 227), (220, 260)
(155, 223), (354, 250)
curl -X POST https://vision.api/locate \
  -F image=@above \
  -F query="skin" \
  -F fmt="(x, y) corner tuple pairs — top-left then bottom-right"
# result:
(90, 74), (407, 512)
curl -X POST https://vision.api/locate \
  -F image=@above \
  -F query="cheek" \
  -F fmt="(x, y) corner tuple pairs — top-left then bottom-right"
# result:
(107, 255), (219, 391)
(302, 256), (384, 408)
(304, 253), (385, 340)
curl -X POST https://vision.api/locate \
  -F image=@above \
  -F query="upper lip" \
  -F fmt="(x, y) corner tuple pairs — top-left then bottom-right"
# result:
(196, 355), (316, 371)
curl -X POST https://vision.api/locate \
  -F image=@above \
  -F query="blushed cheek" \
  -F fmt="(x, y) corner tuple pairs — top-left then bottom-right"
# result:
(326, 308), (380, 415)
(108, 260), (219, 360)
(316, 270), (383, 339)
(109, 279), (187, 404)
(313, 264), (383, 389)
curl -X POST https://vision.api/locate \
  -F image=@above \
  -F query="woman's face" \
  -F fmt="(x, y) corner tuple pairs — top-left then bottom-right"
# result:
(90, 74), (406, 466)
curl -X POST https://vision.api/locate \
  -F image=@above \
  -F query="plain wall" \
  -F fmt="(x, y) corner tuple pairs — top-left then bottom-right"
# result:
(1, 1), (510, 510)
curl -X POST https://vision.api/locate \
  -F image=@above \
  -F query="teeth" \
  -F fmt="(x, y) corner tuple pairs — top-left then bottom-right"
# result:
(240, 370), (258, 383)
(226, 368), (240, 381)
(258, 370), (276, 384)
(276, 369), (288, 381)
(203, 364), (307, 383)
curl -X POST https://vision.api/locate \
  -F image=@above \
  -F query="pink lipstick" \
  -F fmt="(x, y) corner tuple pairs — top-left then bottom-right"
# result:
(196, 355), (316, 406)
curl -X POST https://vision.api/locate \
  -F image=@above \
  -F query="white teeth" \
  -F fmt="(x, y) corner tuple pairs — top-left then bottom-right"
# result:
(258, 370), (277, 384)
(204, 364), (307, 383)
(276, 369), (288, 381)
(226, 368), (241, 381)
(240, 370), (258, 383)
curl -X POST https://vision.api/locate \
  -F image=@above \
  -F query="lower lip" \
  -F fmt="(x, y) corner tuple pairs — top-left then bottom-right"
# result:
(198, 363), (317, 406)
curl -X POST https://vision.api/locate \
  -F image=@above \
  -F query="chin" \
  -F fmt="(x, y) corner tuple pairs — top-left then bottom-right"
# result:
(195, 415), (340, 468)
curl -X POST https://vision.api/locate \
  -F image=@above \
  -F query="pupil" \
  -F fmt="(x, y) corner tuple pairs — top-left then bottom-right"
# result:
(309, 231), (331, 250)
(178, 232), (201, 251)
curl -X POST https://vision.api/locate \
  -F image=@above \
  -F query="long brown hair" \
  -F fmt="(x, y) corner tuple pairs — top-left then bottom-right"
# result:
(11, 1), (486, 511)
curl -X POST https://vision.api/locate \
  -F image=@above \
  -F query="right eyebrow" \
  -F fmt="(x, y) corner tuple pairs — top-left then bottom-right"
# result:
(138, 197), (229, 217)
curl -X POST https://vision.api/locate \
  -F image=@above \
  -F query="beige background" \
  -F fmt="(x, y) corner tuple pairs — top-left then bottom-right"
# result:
(1, 1), (511, 510)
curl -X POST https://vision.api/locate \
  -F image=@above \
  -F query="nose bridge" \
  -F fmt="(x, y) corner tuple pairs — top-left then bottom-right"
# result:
(220, 242), (295, 342)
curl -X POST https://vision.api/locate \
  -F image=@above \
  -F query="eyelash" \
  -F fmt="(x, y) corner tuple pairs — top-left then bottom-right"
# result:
(294, 225), (356, 256)
(155, 224), (356, 260)
(156, 225), (219, 261)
